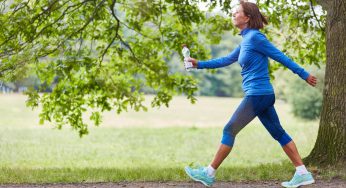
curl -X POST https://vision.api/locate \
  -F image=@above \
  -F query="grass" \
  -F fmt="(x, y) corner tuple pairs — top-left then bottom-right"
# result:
(0, 94), (331, 184)
(1, 163), (295, 184)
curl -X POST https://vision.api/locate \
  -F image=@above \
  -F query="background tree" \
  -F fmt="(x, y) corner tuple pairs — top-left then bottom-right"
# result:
(303, 0), (345, 167)
(0, 0), (233, 135)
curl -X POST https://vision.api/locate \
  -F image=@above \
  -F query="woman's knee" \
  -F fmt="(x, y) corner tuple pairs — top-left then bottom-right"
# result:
(278, 132), (292, 146)
(223, 123), (237, 136)
(222, 125), (237, 147)
(270, 130), (292, 146)
(221, 132), (235, 147)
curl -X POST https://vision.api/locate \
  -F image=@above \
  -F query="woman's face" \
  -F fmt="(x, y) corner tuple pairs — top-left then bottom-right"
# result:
(232, 5), (250, 29)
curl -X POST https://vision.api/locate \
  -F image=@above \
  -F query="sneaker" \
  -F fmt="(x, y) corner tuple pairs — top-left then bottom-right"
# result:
(184, 166), (215, 187)
(281, 172), (315, 188)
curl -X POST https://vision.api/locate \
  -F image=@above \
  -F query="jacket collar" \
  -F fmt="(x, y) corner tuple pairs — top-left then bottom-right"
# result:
(239, 28), (257, 36)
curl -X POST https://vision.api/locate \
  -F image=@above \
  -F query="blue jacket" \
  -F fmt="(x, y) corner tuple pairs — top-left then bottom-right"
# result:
(197, 28), (310, 96)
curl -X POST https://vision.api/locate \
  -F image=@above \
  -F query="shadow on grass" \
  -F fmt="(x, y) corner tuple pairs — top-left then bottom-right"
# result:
(1, 161), (344, 184)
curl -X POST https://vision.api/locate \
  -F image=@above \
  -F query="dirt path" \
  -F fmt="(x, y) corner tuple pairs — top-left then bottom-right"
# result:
(1, 179), (345, 188)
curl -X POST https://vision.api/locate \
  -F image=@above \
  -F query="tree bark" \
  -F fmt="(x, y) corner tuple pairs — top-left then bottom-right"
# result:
(305, 0), (346, 166)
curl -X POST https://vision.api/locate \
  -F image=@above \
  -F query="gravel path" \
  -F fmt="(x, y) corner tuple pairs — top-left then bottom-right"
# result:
(1, 179), (345, 188)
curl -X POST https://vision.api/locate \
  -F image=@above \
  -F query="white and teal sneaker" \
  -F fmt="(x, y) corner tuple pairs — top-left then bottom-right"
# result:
(184, 166), (215, 187)
(281, 172), (315, 188)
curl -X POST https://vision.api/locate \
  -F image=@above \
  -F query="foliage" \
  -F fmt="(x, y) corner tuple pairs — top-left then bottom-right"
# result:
(198, 32), (243, 97)
(289, 84), (322, 119)
(0, 0), (326, 135)
(0, 0), (233, 136)
(288, 66), (324, 119)
(273, 65), (324, 120)
(257, 0), (326, 67)
(195, 65), (243, 97)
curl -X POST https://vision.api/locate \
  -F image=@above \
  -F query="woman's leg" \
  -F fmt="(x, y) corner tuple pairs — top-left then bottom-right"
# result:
(185, 95), (280, 186)
(257, 106), (303, 166)
(282, 141), (304, 166)
(257, 105), (315, 187)
(211, 96), (262, 169)
(210, 144), (232, 169)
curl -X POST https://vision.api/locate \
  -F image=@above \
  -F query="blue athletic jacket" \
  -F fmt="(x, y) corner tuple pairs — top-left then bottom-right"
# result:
(197, 28), (310, 96)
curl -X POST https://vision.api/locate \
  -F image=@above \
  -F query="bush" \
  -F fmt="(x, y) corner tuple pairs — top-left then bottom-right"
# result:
(287, 66), (325, 120)
(289, 81), (323, 119)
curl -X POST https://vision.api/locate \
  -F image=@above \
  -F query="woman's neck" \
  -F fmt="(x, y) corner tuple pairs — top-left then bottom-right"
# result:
(238, 25), (248, 31)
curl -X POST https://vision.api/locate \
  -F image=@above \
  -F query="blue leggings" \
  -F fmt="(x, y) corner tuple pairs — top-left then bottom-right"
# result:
(222, 94), (292, 147)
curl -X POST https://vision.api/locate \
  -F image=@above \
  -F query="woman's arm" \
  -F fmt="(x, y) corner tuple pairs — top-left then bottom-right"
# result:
(188, 46), (240, 69)
(253, 32), (310, 80)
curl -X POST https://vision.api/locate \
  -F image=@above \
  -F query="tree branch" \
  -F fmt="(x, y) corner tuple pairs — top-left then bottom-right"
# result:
(0, 60), (27, 78)
(158, 0), (164, 42)
(77, 32), (84, 55)
(98, 0), (123, 65)
(33, 0), (94, 42)
(0, 0), (92, 56)
(99, 33), (117, 64)
(309, 0), (325, 31)
(117, 19), (156, 40)
(109, 1), (156, 40)
(9, 0), (30, 18)
(30, 0), (61, 23)
(37, 0), (107, 58)
(0, 0), (7, 13)
(110, 0), (141, 64)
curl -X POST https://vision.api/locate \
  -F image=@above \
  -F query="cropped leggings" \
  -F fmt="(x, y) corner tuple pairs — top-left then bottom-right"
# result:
(222, 94), (292, 147)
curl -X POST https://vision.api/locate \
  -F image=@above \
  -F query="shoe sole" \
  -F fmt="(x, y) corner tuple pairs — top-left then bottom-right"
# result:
(281, 180), (315, 188)
(184, 167), (212, 187)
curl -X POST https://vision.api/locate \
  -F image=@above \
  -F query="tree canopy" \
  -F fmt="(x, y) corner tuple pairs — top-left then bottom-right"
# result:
(0, 0), (326, 136)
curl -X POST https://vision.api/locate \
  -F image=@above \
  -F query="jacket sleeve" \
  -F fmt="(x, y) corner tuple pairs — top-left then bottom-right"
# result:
(197, 46), (240, 69)
(253, 32), (310, 80)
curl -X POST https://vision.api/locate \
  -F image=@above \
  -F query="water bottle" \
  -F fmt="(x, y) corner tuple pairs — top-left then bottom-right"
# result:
(182, 45), (193, 71)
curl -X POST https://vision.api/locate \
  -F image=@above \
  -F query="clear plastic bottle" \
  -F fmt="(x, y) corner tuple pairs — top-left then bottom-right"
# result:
(182, 45), (193, 71)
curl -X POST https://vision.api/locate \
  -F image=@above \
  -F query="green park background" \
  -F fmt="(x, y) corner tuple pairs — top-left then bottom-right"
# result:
(1, 0), (344, 185)
(0, 32), (329, 183)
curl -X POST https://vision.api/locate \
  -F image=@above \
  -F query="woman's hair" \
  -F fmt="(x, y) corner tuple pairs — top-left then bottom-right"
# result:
(239, 0), (268, 29)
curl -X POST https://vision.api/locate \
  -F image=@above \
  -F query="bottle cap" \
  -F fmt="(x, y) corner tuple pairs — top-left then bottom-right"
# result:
(181, 44), (188, 48)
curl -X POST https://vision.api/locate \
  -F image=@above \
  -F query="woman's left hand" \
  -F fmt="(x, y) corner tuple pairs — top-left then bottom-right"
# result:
(306, 75), (317, 87)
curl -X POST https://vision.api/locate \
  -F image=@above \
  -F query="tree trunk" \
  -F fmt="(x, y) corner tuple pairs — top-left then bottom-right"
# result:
(305, 0), (346, 166)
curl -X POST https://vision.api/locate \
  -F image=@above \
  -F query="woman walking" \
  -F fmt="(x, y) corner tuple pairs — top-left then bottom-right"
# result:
(184, 1), (317, 187)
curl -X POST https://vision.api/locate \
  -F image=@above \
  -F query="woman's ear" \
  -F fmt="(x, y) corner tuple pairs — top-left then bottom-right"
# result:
(245, 16), (250, 23)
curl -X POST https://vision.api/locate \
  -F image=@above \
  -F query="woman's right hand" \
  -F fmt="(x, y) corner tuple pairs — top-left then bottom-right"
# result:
(306, 74), (317, 87)
(187, 57), (198, 68)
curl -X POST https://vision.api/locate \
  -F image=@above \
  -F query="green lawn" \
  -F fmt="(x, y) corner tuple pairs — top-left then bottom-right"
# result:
(0, 94), (322, 183)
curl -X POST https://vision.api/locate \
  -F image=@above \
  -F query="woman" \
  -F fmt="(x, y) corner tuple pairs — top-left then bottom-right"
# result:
(184, 1), (317, 187)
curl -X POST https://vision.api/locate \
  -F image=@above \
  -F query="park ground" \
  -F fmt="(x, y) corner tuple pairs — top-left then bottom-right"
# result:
(0, 179), (346, 187)
(0, 94), (345, 187)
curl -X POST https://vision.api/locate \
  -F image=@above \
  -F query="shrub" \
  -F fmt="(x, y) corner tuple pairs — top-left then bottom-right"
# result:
(287, 66), (325, 120)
